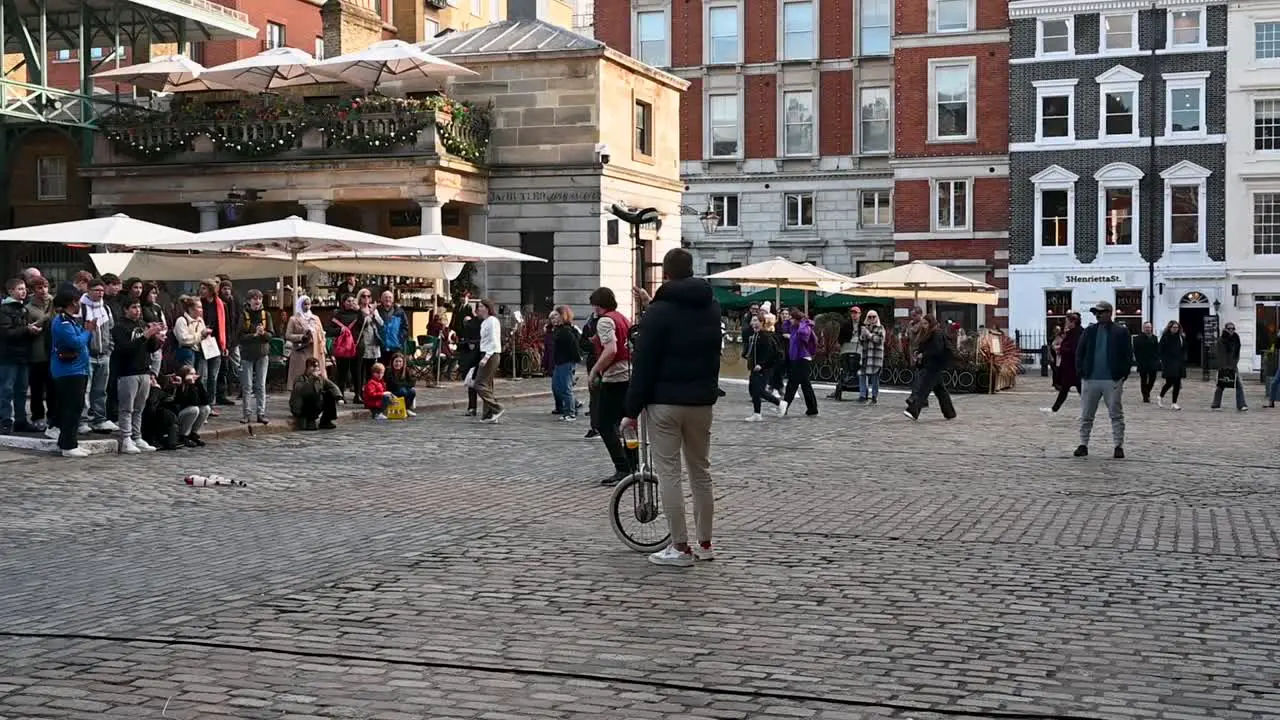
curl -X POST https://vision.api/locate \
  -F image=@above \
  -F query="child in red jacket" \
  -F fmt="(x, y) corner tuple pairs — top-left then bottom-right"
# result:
(363, 362), (393, 421)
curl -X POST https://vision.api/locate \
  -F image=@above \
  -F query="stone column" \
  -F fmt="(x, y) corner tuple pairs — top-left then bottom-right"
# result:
(192, 201), (220, 231)
(300, 200), (330, 224)
(468, 207), (490, 294)
(418, 197), (443, 235)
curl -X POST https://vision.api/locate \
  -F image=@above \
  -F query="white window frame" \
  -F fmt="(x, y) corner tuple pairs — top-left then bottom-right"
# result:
(1164, 71), (1209, 139)
(1033, 78), (1077, 144)
(1100, 12), (1137, 54)
(860, 0), (891, 55)
(927, 57), (976, 143)
(1161, 160), (1211, 253)
(36, 156), (67, 201)
(1094, 162), (1143, 255)
(859, 86), (892, 154)
(1253, 190), (1280, 255)
(860, 189), (893, 227)
(932, 0), (973, 33)
(471, 0), (481, 15)
(1037, 17), (1073, 57)
(425, 18), (440, 40)
(932, 178), (971, 232)
(1256, 21), (1280, 61)
(266, 22), (285, 50)
(710, 194), (740, 229)
(1096, 65), (1143, 142)
(1030, 165), (1079, 256)
(632, 9), (669, 68)
(1255, 96), (1280, 152)
(705, 3), (742, 65)
(781, 89), (816, 157)
(784, 192), (816, 229)
(1168, 7), (1206, 49)
(781, 0), (815, 61)
(707, 92), (742, 159)
(314, 36), (325, 59)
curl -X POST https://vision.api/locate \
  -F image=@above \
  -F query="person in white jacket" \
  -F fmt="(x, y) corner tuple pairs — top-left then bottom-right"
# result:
(474, 299), (504, 423)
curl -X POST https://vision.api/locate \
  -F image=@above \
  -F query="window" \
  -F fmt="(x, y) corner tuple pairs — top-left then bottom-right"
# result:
(1095, 163), (1142, 250)
(859, 87), (891, 153)
(935, 0), (970, 32)
(782, 2), (815, 60)
(90, 47), (105, 60)
(267, 22), (286, 49)
(1038, 18), (1072, 55)
(934, 180), (968, 231)
(708, 94), (740, 157)
(189, 41), (205, 64)
(707, 6), (740, 64)
(1045, 290), (1073, 337)
(54, 49), (72, 61)
(782, 90), (815, 156)
(634, 100), (652, 156)
(861, 0), (890, 55)
(1256, 99), (1280, 151)
(1104, 189), (1133, 245)
(1255, 193), (1280, 254)
(471, 0), (481, 15)
(1257, 22), (1280, 60)
(635, 11), (668, 67)
(861, 190), (892, 226)
(1165, 72), (1208, 137)
(707, 261), (742, 276)
(1034, 79), (1076, 143)
(36, 157), (67, 201)
(931, 61), (972, 141)
(710, 195), (739, 228)
(1102, 13), (1136, 52)
(1169, 186), (1199, 244)
(1169, 9), (1203, 48)
(1040, 190), (1070, 247)
(785, 193), (815, 228)
(425, 19), (440, 39)
(314, 37), (325, 59)
(1104, 90), (1136, 137)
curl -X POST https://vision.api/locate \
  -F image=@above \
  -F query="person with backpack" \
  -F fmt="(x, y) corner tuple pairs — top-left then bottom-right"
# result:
(327, 293), (362, 401)
(904, 314), (957, 421)
(376, 289), (409, 365)
(239, 289), (275, 424)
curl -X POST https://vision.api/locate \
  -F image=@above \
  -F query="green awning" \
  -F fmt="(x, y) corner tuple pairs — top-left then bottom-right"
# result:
(712, 285), (751, 310)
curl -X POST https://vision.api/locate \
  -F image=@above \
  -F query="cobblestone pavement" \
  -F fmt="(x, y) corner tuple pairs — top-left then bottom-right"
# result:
(2, 375), (1280, 720)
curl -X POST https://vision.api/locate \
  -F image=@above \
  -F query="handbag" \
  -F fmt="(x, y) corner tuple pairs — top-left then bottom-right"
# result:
(1217, 368), (1238, 388)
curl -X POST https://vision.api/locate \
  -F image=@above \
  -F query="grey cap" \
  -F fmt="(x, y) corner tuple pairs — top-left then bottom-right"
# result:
(1090, 300), (1114, 314)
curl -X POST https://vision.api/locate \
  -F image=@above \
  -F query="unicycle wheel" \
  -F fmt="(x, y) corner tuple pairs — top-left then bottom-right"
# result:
(609, 470), (670, 552)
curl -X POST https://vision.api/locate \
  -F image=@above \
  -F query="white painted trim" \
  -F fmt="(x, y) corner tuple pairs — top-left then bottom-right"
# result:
(779, 87), (818, 158)
(706, 91), (743, 160)
(704, 1), (744, 66)
(1097, 69), (1140, 142)
(895, 231), (1008, 240)
(1099, 11), (1138, 54)
(783, 191), (817, 228)
(858, 85), (893, 155)
(1008, 0), (1212, 20)
(1096, 163), (1142, 258)
(1037, 16), (1075, 58)
(892, 158), (1009, 179)
(1164, 72), (1209, 139)
(931, 0), (976, 33)
(927, 56), (977, 144)
(1034, 80), (1076, 144)
(1010, 134), (1225, 151)
(1010, 45), (1225, 63)
(779, 0), (818, 62)
(1167, 6), (1207, 51)
(1034, 183), (1076, 258)
(931, 177), (973, 232)
(1163, 174), (1208, 255)
(1030, 164), (1080, 184)
(893, 29), (1007, 48)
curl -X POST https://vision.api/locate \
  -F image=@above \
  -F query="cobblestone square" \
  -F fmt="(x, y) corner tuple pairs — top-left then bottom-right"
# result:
(2, 376), (1278, 720)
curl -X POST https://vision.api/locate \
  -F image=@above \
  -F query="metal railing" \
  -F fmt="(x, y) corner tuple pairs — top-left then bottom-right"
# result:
(0, 78), (148, 129)
(147, 0), (251, 25)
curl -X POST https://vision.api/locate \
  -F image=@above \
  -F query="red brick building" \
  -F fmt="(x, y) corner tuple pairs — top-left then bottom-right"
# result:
(891, 0), (1010, 328)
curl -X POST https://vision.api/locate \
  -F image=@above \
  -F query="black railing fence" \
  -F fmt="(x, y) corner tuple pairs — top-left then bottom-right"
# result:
(1013, 329), (1052, 376)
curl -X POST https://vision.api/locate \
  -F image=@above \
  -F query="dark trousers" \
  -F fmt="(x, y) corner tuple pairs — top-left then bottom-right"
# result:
(833, 352), (861, 399)
(1160, 377), (1182, 403)
(750, 370), (780, 413)
(907, 368), (956, 419)
(1138, 370), (1158, 401)
(295, 392), (339, 425)
(587, 380), (600, 430)
(105, 367), (118, 421)
(783, 357), (818, 414)
(1052, 383), (1079, 412)
(28, 361), (55, 422)
(53, 375), (87, 451)
(142, 406), (180, 450)
(334, 357), (359, 396)
(596, 380), (637, 473)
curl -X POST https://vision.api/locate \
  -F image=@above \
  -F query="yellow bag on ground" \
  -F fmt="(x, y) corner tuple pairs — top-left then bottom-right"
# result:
(386, 396), (408, 420)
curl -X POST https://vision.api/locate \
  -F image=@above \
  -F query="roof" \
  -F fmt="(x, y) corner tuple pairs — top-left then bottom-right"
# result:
(421, 18), (604, 57)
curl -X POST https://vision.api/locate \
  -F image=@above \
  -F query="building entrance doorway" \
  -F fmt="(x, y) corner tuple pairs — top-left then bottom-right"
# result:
(1179, 292), (1211, 366)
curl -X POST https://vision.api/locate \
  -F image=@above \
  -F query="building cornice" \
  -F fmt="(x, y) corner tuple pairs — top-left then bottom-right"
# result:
(683, 171), (894, 183)
(893, 29), (1010, 48)
(1009, 0), (1222, 19)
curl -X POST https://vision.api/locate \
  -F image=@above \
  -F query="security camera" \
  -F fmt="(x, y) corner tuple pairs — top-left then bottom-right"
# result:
(595, 143), (611, 165)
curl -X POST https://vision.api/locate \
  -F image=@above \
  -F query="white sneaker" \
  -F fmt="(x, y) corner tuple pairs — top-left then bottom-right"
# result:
(776, 400), (789, 418)
(1172, 403), (1182, 411)
(481, 410), (505, 424)
(61, 447), (90, 458)
(647, 545), (694, 567)
(1156, 397), (1164, 408)
(406, 409), (417, 418)
(373, 413), (388, 422)
(134, 439), (157, 452)
(692, 544), (716, 561)
(119, 439), (141, 455)
(1039, 407), (1055, 414)
(77, 423), (91, 435)
(44, 427), (60, 440)
(92, 420), (119, 432)
(744, 413), (762, 422)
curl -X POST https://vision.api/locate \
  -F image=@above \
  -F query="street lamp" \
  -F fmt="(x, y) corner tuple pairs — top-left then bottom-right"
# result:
(699, 201), (720, 235)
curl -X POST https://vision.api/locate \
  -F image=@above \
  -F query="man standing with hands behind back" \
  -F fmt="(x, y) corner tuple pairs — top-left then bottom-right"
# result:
(1074, 300), (1133, 459)
(622, 248), (723, 568)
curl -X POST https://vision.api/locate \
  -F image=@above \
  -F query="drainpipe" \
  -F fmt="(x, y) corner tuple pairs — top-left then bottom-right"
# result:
(1146, 2), (1159, 324)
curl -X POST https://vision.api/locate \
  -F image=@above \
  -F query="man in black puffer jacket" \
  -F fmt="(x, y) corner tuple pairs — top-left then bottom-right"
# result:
(622, 248), (723, 568)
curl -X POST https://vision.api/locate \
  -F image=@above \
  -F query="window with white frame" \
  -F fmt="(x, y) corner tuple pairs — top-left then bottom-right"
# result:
(1169, 8), (1203, 48)
(782, 90), (815, 156)
(425, 19), (440, 40)
(1095, 163), (1142, 249)
(861, 190), (892, 226)
(1255, 192), (1280, 254)
(1257, 22), (1280, 60)
(707, 5), (740, 64)
(785, 193), (815, 228)
(36, 156), (67, 201)
(708, 94), (740, 157)
(1096, 66), (1142, 140)
(782, 1), (815, 60)
(1101, 13), (1136, 52)
(54, 49), (72, 61)
(315, 36), (325, 59)
(267, 22), (285, 49)
(861, 0), (890, 55)
(934, 180), (968, 231)
(859, 87), (891, 153)
(1162, 161), (1211, 248)
(1031, 165), (1078, 251)
(471, 0), (481, 14)
(930, 60), (973, 141)
(635, 11), (668, 67)
(1034, 79), (1076, 143)
(935, 0), (970, 33)
(1038, 18), (1072, 56)
(1256, 99), (1280, 151)
(710, 195), (739, 228)
(1165, 72), (1208, 137)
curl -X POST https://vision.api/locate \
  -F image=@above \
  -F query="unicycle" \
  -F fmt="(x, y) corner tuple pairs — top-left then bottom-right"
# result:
(608, 411), (671, 552)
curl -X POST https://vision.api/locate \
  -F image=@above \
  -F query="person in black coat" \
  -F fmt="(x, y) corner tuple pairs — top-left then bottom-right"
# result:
(904, 315), (957, 421)
(550, 306), (583, 419)
(743, 313), (783, 420)
(142, 374), (182, 450)
(1132, 321), (1161, 403)
(1157, 321), (1187, 409)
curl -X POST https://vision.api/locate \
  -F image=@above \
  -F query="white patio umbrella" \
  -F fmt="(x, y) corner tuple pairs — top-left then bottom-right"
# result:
(706, 257), (859, 313)
(845, 260), (999, 306)
(91, 55), (233, 93)
(91, 251), (299, 281)
(201, 47), (333, 93)
(311, 39), (477, 89)
(377, 233), (547, 262)
(0, 213), (197, 247)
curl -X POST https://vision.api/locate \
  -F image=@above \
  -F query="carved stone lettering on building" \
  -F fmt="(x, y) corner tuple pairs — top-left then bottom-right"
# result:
(1064, 274), (1120, 284)
(489, 190), (601, 204)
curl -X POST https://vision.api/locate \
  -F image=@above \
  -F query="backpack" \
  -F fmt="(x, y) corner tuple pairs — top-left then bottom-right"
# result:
(332, 318), (357, 359)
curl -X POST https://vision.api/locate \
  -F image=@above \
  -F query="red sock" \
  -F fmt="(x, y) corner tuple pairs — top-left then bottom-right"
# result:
(699, 541), (712, 549)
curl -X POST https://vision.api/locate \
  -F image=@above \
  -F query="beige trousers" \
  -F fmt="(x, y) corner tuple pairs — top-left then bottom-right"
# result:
(647, 403), (715, 546)
(475, 354), (503, 415)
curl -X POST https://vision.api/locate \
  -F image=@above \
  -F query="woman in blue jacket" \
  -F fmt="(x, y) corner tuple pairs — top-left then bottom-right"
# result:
(49, 290), (92, 457)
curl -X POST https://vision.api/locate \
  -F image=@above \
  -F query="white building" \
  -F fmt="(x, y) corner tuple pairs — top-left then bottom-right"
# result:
(1225, 0), (1280, 373)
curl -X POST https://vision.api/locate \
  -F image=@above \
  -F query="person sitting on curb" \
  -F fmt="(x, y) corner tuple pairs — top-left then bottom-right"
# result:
(291, 356), (341, 430)
(141, 373), (182, 451)
(169, 364), (211, 447)
(363, 362), (393, 421)
(384, 353), (418, 418)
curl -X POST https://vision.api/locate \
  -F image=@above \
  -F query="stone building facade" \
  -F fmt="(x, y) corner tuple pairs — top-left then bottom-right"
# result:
(1007, 0), (1227, 354)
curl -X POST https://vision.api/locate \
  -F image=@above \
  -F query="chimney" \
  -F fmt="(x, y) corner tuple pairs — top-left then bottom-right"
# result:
(507, 0), (539, 21)
(321, 0), (384, 57)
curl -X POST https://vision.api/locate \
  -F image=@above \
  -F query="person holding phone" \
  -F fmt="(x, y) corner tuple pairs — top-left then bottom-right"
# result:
(238, 289), (274, 424)
(49, 290), (92, 457)
(110, 297), (164, 453)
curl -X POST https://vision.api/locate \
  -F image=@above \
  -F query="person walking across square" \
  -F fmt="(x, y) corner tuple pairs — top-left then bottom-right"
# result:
(1074, 301), (1133, 459)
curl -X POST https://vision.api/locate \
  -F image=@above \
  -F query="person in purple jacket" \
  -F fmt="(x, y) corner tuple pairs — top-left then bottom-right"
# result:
(780, 307), (818, 416)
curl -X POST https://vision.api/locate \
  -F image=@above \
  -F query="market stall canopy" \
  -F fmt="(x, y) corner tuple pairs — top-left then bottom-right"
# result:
(711, 286), (750, 311)
(705, 257), (858, 293)
(91, 55), (234, 93)
(91, 251), (299, 281)
(386, 233), (548, 263)
(0, 214), (197, 247)
(845, 261), (999, 305)
(201, 47), (332, 92)
(311, 40), (478, 89)
(147, 216), (413, 255)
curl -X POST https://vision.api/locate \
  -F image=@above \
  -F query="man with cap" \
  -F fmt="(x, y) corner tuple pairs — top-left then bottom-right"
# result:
(1073, 300), (1133, 459)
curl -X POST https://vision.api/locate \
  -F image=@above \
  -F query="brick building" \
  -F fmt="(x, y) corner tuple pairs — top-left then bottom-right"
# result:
(891, 0), (1011, 329)
(593, 0), (897, 277)
(1006, 0), (1227, 356)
